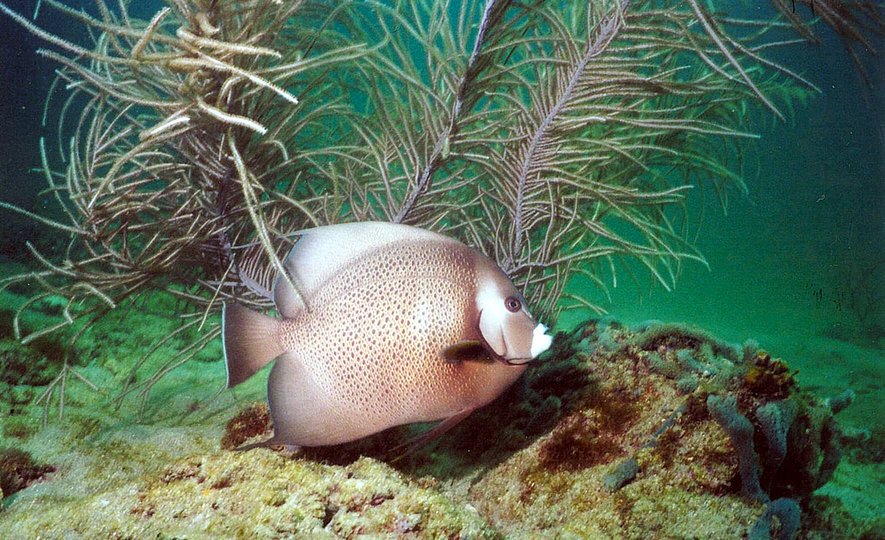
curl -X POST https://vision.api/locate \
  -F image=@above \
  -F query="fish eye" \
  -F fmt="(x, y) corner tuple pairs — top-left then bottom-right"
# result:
(504, 296), (521, 313)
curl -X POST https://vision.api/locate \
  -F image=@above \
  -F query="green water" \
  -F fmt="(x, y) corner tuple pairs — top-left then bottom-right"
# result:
(0, 0), (882, 538)
(560, 26), (884, 434)
(550, 13), (884, 433)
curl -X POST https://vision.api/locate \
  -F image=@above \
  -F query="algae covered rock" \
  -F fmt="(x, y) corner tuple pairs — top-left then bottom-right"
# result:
(451, 319), (856, 538)
(220, 402), (272, 450)
(457, 321), (757, 537)
(3, 449), (496, 539)
(0, 339), (63, 388)
(0, 317), (865, 539)
(0, 448), (54, 499)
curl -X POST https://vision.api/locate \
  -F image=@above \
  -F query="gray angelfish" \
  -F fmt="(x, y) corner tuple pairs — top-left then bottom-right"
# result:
(223, 221), (552, 450)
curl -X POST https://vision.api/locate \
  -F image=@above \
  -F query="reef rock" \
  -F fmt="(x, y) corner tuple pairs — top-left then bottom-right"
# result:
(0, 317), (870, 539)
(2, 448), (494, 538)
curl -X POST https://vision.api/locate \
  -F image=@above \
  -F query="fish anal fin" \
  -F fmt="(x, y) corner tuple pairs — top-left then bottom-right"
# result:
(390, 408), (476, 460)
(440, 340), (494, 364)
(222, 302), (285, 387)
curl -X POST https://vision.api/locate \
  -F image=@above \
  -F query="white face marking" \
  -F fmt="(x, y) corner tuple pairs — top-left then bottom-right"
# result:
(475, 279), (503, 317)
(530, 323), (553, 358)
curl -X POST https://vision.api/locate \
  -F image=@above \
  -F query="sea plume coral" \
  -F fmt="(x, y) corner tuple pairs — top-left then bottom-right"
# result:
(0, 0), (881, 417)
(0, 0), (365, 415)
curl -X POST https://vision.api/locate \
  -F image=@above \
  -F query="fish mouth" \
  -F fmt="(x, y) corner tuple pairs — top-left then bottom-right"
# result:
(476, 319), (553, 366)
(505, 357), (533, 366)
(504, 323), (553, 366)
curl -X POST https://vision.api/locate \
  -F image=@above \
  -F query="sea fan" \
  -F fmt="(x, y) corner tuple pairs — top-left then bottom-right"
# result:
(0, 0), (880, 418)
(306, 0), (817, 319)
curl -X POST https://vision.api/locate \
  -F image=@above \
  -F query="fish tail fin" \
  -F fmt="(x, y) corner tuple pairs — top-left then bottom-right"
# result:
(222, 302), (285, 387)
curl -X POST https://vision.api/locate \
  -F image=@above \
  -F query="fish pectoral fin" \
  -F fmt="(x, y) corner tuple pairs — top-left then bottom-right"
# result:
(222, 302), (286, 387)
(440, 340), (495, 364)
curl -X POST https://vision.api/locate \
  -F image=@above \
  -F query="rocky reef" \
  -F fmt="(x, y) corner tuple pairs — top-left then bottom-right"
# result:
(6, 449), (495, 538)
(416, 319), (868, 538)
(0, 294), (880, 538)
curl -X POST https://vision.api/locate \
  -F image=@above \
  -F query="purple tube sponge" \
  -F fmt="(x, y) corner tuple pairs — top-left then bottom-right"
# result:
(707, 394), (768, 503)
(825, 388), (855, 414)
(756, 400), (798, 474)
(748, 497), (801, 540)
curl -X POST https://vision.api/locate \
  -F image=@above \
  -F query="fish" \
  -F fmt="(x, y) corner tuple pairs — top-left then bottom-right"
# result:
(222, 221), (553, 450)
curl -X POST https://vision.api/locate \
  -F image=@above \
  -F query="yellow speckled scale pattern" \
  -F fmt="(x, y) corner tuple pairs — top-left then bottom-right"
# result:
(269, 240), (524, 447)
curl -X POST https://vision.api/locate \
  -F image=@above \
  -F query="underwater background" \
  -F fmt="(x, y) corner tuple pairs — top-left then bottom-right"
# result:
(0, 0), (882, 538)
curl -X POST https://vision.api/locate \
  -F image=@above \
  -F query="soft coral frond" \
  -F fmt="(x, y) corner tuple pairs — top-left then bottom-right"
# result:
(0, 0), (877, 414)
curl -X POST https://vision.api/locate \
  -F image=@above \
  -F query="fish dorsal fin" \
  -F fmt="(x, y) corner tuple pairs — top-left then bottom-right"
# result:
(273, 221), (458, 318)
(440, 340), (495, 364)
